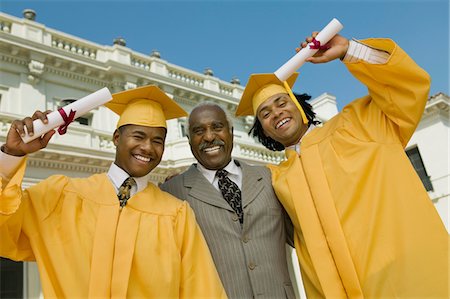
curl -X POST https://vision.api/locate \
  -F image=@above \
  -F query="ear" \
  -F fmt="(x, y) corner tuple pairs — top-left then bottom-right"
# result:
(113, 129), (120, 146)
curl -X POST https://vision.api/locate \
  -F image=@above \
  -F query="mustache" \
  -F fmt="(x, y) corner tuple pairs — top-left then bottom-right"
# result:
(199, 140), (225, 151)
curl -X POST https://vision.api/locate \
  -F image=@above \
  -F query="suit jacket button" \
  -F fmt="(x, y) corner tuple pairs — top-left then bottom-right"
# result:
(232, 215), (239, 222)
(248, 262), (256, 270)
(242, 236), (249, 243)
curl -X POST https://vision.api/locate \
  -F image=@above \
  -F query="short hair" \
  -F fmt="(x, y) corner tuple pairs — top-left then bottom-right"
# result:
(185, 102), (233, 137)
(249, 93), (320, 151)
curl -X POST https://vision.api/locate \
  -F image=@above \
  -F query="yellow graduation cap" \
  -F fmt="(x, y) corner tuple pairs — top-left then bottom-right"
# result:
(235, 73), (308, 124)
(106, 85), (187, 129)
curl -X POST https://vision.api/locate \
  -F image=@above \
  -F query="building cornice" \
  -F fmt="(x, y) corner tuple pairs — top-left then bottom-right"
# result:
(28, 150), (112, 174)
(423, 93), (449, 119)
(0, 12), (244, 100)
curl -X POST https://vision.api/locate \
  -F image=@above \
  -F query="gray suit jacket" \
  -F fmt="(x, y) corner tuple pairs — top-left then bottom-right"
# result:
(161, 160), (295, 299)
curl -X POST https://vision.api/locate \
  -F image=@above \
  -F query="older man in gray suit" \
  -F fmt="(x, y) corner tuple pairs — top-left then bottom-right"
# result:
(161, 103), (295, 298)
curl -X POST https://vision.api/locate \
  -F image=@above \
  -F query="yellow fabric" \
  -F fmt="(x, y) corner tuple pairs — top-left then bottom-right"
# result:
(105, 85), (187, 129)
(0, 163), (226, 298)
(253, 84), (287, 113)
(268, 39), (449, 298)
(235, 73), (298, 116)
(282, 80), (308, 125)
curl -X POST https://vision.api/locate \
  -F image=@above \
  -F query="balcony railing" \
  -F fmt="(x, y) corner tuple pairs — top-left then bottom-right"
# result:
(0, 20), (11, 33)
(51, 36), (97, 59)
(167, 67), (205, 87)
(0, 11), (245, 99)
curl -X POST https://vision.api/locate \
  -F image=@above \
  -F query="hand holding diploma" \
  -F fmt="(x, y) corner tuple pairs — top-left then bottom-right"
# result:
(1, 87), (112, 156)
(274, 18), (345, 81)
(298, 31), (349, 64)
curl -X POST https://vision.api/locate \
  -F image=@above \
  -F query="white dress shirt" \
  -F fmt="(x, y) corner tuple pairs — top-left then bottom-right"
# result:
(196, 159), (243, 191)
(107, 162), (151, 197)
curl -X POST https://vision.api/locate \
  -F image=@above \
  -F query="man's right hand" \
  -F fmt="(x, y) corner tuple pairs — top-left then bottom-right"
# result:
(2, 110), (56, 157)
(296, 31), (349, 64)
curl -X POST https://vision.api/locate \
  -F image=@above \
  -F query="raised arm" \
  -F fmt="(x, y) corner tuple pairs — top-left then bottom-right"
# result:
(297, 33), (430, 146)
(343, 38), (430, 146)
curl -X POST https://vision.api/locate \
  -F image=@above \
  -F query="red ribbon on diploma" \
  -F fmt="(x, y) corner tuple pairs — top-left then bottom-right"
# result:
(309, 38), (330, 50)
(57, 108), (76, 135)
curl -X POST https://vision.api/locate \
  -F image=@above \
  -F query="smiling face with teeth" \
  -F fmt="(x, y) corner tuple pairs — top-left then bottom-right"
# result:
(113, 124), (166, 177)
(256, 93), (308, 147)
(188, 104), (233, 170)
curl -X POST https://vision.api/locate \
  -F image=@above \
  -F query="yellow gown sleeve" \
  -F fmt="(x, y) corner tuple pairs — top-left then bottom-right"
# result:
(343, 38), (431, 147)
(175, 201), (227, 299)
(0, 160), (66, 261)
(0, 159), (35, 260)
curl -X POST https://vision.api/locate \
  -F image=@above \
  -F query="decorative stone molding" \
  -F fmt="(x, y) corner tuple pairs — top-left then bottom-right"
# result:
(22, 9), (36, 21)
(51, 37), (97, 59)
(0, 53), (28, 67)
(231, 76), (241, 85)
(150, 49), (161, 58)
(69, 63), (77, 72)
(419, 93), (450, 123)
(168, 69), (204, 87)
(28, 59), (44, 84)
(243, 115), (255, 130)
(0, 20), (11, 33)
(220, 85), (233, 96)
(28, 150), (112, 174)
(28, 60), (44, 75)
(0, 118), (12, 136)
(172, 95), (197, 107)
(99, 136), (115, 150)
(124, 81), (137, 90)
(131, 57), (151, 71)
(203, 68), (214, 76)
(10, 47), (19, 56)
(45, 64), (110, 87)
(53, 58), (62, 67)
(113, 37), (126, 47)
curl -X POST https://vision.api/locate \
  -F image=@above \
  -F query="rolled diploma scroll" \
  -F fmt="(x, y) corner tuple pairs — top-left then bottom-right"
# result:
(22, 87), (113, 143)
(274, 18), (343, 81)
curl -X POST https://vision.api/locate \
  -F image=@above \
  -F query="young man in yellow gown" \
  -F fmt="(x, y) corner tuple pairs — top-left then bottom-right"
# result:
(236, 32), (448, 298)
(0, 85), (226, 298)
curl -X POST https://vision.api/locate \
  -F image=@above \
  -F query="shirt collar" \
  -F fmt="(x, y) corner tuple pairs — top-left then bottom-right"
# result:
(287, 124), (316, 154)
(107, 163), (150, 193)
(196, 159), (240, 184)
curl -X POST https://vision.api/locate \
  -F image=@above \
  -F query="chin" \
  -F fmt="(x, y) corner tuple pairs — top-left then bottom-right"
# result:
(132, 168), (153, 178)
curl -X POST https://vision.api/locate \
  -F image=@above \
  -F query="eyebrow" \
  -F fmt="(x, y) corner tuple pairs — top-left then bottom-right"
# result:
(131, 130), (147, 136)
(258, 96), (285, 114)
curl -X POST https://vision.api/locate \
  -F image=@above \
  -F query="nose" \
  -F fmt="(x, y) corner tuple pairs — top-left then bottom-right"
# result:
(203, 128), (215, 142)
(273, 106), (283, 119)
(140, 139), (153, 153)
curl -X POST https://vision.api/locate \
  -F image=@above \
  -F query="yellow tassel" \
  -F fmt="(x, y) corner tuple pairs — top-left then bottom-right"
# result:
(283, 81), (308, 125)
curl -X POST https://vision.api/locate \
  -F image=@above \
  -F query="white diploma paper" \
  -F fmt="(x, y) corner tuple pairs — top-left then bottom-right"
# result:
(274, 18), (344, 81)
(22, 87), (113, 143)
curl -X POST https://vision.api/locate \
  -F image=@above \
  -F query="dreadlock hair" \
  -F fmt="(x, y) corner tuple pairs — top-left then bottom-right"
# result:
(249, 93), (320, 151)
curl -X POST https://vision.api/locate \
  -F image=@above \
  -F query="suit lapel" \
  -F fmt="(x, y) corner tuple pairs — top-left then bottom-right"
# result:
(184, 164), (234, 212)
(240, 161), (265, 208)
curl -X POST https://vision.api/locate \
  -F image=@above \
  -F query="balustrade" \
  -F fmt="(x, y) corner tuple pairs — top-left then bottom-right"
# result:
(51, 37), (97, 59)
(168, 69), (204, 87)
(0, 20), (11, 33)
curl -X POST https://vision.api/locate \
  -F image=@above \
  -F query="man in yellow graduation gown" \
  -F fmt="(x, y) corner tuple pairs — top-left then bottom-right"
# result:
(235, 32), (448, 298)
(0, 85), (227, 298)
